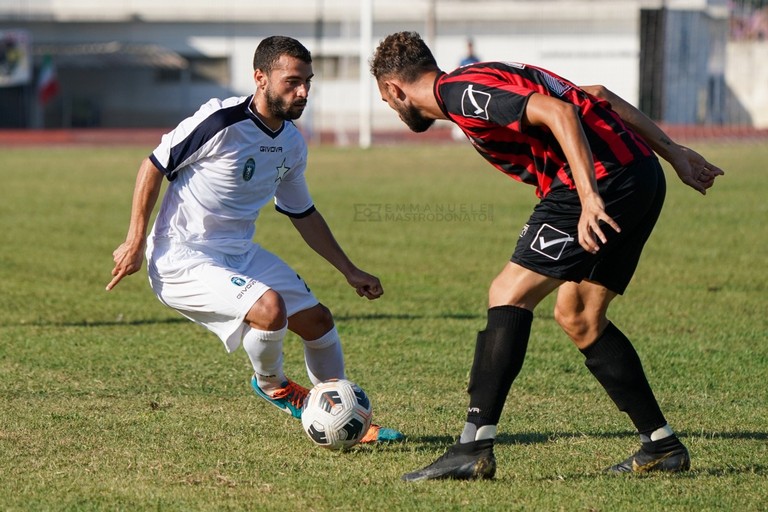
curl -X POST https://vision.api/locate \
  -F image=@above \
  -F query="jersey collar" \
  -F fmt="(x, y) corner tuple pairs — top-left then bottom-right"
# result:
(245, 95), (286, 139)
(433, 71), (451, 118)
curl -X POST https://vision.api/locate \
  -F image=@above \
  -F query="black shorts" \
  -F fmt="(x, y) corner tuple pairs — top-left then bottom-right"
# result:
(511, 157), (666, 294)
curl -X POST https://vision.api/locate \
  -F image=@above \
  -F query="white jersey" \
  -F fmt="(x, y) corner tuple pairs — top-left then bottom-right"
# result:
(148, 95), (314, 255)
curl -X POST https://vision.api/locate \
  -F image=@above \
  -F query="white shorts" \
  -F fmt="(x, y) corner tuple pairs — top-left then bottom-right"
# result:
(146, 239), (319, 353)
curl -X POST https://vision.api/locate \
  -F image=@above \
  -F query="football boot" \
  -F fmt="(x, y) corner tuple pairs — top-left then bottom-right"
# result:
(402, 439), (496, 482)
(607, 442), (690, 474)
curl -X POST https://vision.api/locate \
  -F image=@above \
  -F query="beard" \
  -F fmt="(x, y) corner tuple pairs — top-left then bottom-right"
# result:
(398, 103), (435, 133)
(265, 87), (307, 121)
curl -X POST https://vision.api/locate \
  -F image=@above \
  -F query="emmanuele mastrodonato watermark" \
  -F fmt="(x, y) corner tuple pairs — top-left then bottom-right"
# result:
(354, 203), (493, 222)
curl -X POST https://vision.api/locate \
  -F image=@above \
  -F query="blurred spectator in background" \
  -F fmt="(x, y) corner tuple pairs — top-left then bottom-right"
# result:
(459, 38), (480, 67)
(731, 5), (768, 40)
(454, 39), (483, 139)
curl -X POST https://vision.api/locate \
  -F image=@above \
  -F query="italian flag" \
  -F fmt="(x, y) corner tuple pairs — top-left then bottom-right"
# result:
(37, 55), (59, 105)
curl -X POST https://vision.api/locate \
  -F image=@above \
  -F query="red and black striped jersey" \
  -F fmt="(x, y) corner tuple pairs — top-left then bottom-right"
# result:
(434, 62), (655, 198)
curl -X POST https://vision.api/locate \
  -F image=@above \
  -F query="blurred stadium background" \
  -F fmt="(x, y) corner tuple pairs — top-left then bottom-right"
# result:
(0, 0), (766, 146)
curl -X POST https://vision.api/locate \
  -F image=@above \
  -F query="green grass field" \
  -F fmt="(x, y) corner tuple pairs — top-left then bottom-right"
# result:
(1, 141), (766, 511)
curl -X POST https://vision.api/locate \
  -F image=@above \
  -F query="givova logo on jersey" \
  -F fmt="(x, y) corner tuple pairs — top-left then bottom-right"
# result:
(231, 275), (258, 300)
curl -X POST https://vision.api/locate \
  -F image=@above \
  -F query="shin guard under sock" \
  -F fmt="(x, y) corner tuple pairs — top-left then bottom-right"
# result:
(242, 323), (288, 392)
(580, 322), (667, 435)
(303, 326), (345, 385)
(466, 305), (533, 428)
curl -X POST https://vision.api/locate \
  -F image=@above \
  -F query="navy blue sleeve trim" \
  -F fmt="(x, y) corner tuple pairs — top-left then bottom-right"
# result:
(164, 97), (252, 177)
(148, 153), (175, 181)
(275, 204), (316, 219)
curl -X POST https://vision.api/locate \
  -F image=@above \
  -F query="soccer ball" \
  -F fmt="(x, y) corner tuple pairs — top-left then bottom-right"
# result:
(301, 379), (373, 450)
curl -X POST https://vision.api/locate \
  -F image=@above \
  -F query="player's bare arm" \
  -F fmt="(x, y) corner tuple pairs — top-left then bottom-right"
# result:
(581, 84), (725, 195)
(522, 93), (620, 254)
(106, 158), (164, 291)
(289, 211), (383, 300)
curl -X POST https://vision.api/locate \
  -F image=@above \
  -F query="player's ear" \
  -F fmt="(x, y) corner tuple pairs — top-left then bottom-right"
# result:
(254, 68), (268, 89)
(386, 81), (406, 102)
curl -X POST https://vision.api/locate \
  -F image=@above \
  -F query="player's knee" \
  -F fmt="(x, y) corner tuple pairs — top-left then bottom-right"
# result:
(288, 303), (335, 340)
(246, 290), (287, 331)
(554, 304), (597, 346)
(310, 303), (334, 332)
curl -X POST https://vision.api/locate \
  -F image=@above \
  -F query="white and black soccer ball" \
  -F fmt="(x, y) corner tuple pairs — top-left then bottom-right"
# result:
(301, 379), (373, 450)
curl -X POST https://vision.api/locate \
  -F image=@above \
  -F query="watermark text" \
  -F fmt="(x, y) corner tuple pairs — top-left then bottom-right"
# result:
(353, 203), (493, 223)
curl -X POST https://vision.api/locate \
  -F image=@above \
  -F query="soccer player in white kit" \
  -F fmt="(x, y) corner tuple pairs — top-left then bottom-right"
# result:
(107, 36), (403, 444)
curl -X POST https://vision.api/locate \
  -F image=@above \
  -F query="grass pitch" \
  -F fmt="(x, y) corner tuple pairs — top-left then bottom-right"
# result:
(0, 141), (766, 511)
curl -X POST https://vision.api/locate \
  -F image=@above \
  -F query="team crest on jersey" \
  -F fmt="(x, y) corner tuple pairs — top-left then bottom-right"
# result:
(242, 158), (256, 181)
(461, 84), (491, 120)
(230, 276), (246, 287)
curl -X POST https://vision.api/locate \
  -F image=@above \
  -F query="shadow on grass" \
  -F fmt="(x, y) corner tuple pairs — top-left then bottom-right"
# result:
(694, 431), (768, 441)
(4, 312), (485, 328)
(537, 464), (768, 481)
(545, 463), (768, 481)
(406, 431), (636, 448)
(334, 312), (484, 321)
(3, 317), (188, 328)
(406, 429), (768, 447)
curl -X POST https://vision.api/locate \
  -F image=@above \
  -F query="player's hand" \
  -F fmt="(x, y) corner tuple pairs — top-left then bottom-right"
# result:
(578, 194), (620, 254)
(106, 240), (146, 291)
(670, 145), (725, 195)
(346, 268), (384, 300)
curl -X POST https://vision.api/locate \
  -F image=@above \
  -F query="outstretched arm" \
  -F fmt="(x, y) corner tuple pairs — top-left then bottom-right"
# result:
(581, 84), (725, 195)
(106, 158), (164, 291)
(290, 210), (383, 300)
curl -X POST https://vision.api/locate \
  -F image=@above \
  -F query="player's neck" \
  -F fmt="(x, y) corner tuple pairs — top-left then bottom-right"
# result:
(250, 96), (284, 132)
(410, 70), (446, 121)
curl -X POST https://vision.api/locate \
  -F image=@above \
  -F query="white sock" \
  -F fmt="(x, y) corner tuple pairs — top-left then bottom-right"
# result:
(460, 423), (497, 443)
(303, 326), (345, 385)
(242, 323), (288, 394)
(640, 424), (675, 443)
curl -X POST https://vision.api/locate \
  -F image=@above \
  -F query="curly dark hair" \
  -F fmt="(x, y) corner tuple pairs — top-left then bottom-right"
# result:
(253, 36), (312, 72)
(370, 31), (439, 83)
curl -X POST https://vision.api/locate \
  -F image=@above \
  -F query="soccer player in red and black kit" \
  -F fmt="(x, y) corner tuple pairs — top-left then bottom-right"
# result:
(370, 31), (724, 481)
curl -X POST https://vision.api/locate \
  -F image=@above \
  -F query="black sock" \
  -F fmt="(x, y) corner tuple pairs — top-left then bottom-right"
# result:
(466, 305), (533, 427)
(580, 322), (667, 436)
(451, 438), (495, 453)
(642, 434), (684, 454)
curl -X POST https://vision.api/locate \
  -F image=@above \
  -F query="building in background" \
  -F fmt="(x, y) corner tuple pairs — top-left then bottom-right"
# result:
(0, 0), (765, 139)
(0, 28), (32, 127)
